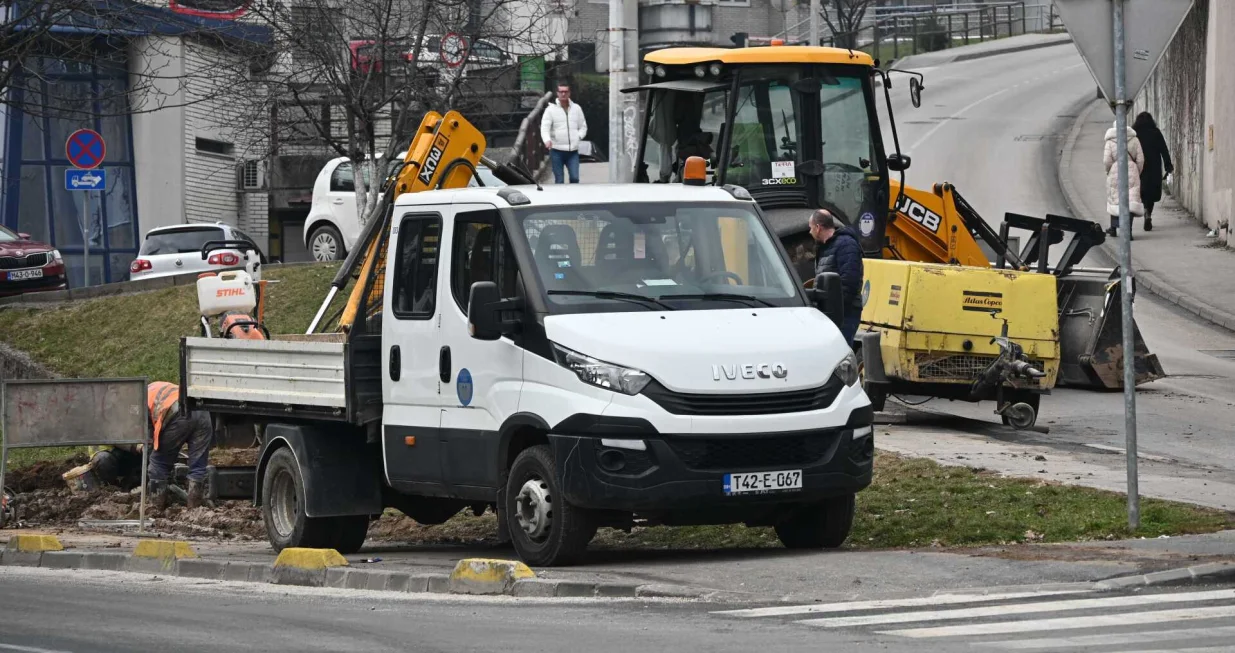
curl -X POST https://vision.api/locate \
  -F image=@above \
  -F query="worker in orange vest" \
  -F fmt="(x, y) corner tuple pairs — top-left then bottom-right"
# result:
(147, 381), (214, 510)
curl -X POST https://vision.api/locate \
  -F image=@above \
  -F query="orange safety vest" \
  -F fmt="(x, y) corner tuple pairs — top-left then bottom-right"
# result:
(147, 382), (179, 451)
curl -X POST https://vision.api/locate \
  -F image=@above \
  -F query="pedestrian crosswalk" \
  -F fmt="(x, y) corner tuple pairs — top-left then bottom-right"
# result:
(711, 586), (1235, 651)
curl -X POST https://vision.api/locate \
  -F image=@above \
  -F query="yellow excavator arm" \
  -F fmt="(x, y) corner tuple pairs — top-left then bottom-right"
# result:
(885, 180), (991, 267)
(307, 111), (492, 335)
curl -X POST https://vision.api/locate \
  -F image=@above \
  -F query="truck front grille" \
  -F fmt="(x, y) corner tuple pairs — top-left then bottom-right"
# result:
(668, 431), (836, 471)
(640, 378), (844, 416)
(916, 353), (1046, 382)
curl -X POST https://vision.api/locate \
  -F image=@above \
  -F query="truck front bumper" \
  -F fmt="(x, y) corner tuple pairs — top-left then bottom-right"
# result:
(550, 406), (873, 514)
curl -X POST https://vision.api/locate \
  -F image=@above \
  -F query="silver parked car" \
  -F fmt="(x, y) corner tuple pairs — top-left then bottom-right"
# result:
(130, 223), (265, 281)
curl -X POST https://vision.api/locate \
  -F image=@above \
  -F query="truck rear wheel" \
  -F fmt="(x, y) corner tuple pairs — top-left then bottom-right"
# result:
(262, 448), (370, 554)
(774, 493), (856, 549)
(504, 445), (597, 566)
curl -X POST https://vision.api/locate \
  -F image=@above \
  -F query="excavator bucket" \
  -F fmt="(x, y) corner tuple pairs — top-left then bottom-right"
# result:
(1056, 271), (1166, 389)
(1000, 211), (1165, 390)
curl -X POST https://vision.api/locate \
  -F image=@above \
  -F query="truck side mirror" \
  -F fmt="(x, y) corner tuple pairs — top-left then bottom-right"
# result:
(886, 153), (911, 171)
(467, 281), (503, 340)
(468, 281), (521, 341)
(808, 272), (845, 327)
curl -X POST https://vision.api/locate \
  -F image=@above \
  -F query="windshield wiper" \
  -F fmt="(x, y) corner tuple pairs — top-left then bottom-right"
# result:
(658, 292), (776, 308)
(547, 290), (677, 311)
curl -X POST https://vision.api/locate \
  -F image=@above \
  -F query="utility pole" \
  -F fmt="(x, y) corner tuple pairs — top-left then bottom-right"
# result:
(1111, 0), (1139, 530)
(810, 0), (820, 45)
(1054, 0), (1195, 533)
(607, 0), (638, 182)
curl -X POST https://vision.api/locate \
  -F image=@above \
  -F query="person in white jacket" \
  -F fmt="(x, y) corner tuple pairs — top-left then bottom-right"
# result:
(540, 83), (588, 183)
(1103, 122), (1145, 239)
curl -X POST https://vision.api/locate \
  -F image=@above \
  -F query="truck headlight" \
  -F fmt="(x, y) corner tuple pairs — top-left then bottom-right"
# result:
(832, 350), (859, 387)
(552, 343), (651, 395)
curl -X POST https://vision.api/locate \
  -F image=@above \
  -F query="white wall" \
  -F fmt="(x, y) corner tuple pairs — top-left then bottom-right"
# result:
(1203, 0), (1234, 239)
(129, 36), (187, 235)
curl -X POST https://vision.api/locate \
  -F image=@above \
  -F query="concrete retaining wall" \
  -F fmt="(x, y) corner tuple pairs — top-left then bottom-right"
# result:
(0, 341), (56, 384)
(1134, 0), (1210, 222)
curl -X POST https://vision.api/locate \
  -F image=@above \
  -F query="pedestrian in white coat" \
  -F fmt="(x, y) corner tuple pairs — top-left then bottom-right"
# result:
(1103, 121), (1145, 238)
(541, 83), (587, 183)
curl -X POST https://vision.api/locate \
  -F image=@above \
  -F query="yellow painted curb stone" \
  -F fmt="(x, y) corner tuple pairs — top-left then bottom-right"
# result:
(450, 558), (536, 594)
(133, 540), (198, 560)
(5, 534), (64, 552)
(273, 548), (348, 570)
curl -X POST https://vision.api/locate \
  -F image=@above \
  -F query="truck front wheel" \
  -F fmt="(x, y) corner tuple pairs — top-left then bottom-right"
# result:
(774, 493), (856, 549)
(504, 445), (597, 566)
(262, 447), (370, 554)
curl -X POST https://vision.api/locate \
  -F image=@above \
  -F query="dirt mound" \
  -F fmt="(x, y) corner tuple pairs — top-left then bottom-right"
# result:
(368, 510), (499, 544)
(7, 484), (262, 540)
(6, 455), (89, 493)
(210, 448), (259, 467)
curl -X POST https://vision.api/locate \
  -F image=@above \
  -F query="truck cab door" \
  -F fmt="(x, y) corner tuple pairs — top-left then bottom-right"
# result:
(382, 209), (447, 491)
(437, 206), (525, 494)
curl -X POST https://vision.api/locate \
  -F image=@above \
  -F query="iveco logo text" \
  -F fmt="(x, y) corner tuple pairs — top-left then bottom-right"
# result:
(712, 363), (789, 381)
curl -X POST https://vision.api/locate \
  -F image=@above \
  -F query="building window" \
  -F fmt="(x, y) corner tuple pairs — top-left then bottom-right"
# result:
(196, 137), (235, 157)
(3, 45), (140, 286)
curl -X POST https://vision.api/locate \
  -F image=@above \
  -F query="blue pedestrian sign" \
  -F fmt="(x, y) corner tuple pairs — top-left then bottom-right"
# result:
(65, 129), (106, 170)
(66, 168), (106, 191)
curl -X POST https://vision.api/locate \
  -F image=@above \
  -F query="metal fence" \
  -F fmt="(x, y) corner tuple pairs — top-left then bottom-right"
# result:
(779, 2), (1064, 62)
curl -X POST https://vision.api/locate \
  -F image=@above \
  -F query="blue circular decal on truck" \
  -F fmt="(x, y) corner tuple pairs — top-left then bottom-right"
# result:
(457, 368), (474, 407)
(859, 212), (876, 237)
(861, 279), (871, 308)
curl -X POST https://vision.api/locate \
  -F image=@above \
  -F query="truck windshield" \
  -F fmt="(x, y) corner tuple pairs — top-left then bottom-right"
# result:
(513, 202), (802, 314)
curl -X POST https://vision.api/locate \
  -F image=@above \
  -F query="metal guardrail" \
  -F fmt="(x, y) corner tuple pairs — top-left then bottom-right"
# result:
(511, 91), (555, 182)
(777, 2), (1063, 61)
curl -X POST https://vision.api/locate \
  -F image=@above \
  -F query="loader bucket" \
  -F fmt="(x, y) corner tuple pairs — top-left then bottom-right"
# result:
(1056, 269), (1165, 389)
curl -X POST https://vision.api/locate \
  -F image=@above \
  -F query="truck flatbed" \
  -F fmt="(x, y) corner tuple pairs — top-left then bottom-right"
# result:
(181, 333), (381, 424)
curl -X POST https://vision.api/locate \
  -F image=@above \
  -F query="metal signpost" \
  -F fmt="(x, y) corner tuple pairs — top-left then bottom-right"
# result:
(1054, 0), (1194, 529)
(65, 129), (107, 288)
(1, 378), (151, 532)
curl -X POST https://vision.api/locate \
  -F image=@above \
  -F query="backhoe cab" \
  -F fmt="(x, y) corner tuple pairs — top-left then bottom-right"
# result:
(626, 46), (899, 261)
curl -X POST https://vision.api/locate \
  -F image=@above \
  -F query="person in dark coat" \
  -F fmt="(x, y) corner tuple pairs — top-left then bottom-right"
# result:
(810, 209), (864, 345)
(1132, 112), (1174, 232)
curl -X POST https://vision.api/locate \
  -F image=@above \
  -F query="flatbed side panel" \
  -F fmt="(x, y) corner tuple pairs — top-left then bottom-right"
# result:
(184, 337), (348, 410)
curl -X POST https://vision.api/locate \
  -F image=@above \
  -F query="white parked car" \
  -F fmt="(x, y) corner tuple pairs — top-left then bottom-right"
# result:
(130, 223), (265, 281)
(304, 154), (505, 262)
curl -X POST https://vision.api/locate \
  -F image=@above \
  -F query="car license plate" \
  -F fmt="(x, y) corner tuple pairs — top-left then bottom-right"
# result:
(7, 268), (43, 281)
(724, 469), (802, 496)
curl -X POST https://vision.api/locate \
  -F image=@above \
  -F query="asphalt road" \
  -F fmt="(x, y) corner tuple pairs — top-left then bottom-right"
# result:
(3, 566), (1234, 652)
(880, 42), (1235, 499)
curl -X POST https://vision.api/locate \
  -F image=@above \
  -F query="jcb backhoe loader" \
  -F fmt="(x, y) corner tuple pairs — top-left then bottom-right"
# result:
(624, 44), (1163, 428)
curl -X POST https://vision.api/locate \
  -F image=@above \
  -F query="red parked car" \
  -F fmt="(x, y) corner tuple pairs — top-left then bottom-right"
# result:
(0, 226), (68, 298)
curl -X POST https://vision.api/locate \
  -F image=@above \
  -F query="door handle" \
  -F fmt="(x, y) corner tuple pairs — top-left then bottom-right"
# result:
(439, 346), (451, 383)
(332, 198), (345, 205)
(389, 346), (401, 381)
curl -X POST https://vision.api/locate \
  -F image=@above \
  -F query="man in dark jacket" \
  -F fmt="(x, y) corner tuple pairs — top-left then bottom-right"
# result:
(810, 209), (864, 344)
(1133, 112), (1174, 232)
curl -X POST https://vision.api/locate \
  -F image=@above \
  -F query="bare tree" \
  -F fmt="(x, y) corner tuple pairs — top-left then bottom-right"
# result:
(820, 0), (884, 49)
(194, 0), (558, 232)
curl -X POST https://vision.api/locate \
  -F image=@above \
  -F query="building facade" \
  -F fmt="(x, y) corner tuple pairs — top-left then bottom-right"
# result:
(0, 3), (270, 287)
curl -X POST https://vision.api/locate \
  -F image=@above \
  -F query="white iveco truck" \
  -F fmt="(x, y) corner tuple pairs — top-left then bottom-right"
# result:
(181, 180), (874, 566)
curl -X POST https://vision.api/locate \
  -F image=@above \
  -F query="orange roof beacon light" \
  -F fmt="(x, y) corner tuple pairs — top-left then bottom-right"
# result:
(683, 156), (707, 186)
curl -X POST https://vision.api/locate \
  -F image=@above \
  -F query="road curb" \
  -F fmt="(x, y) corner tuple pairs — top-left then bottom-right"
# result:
(1094, 561), (1235, 591)
(0, 546), (683, 600)
(1057, 99), (1235, 334)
